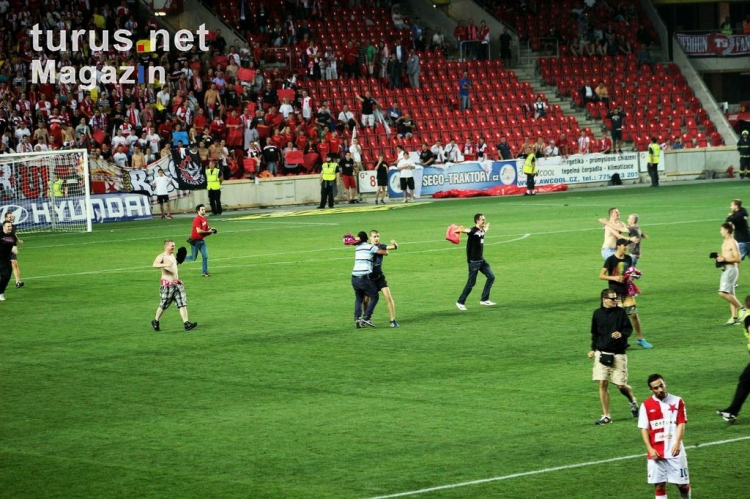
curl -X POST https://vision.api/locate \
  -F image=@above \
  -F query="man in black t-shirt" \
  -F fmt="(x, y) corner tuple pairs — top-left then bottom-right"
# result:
(419, 143), (435, 166)
(726, 199), (750, 260)
(600, 238), (652, 349)
(0, 220), (18, 301)
(3, 212), (22, 288)
(455, 213), (496, 310)
(606, 105), (626, 154)
(339, 152), (357, 204)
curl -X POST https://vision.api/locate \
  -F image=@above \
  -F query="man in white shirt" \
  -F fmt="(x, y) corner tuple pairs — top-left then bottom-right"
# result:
(431, 140), (446, 164)
(444, 138), (462, 163)
(338, 105), (358, 130)
(349, 138), (363, 171)
(151, 168), (175, 219)
(545, 140), (560, 157)
(279, 98), (294, 120)
(112, 146), (129, 167)
(147, 131), (161, 155)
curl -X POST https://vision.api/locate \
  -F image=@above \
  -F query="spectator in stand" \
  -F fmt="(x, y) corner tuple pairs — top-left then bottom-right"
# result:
(581, 82), (595, 107)
(343, 41), (359, 79)
(397, 113), (416, 138)
(545, 139), (560, 157)
(349, 138), (363, 173)
(425, 140), (442, 166)
(743, 15), (750, 34)
(637, 46), (654, 67)
(606, 104), (626, 154)
(497, 136), (513, 160)
(578, 130), (591, 155)
(355, 92), (380, 129)
(113, 145), (128, 167)
(532, 95), (548, 119)
(445, 138), (462, 162)
(672, 136), (685, 150)
(392, 5), (408, 30)
(387, 53), (402, 90)
(595, 82), (610, 107)
(338, 105), (358, 131)
(478, 21), (491, 61)
(465, 19), (479, 60)
(499, 27), (512, 66)
(386, 102), (402, 128)
(459, 71), (472, 112)
(406, 50), (420, 89)
(599, 135), (613, 154)
(432, 28), (448, 56)
(533, 136), (546, 157)
(454, 21), (467, 52)
(411, 18), (425, 51)
(418, 142), (436, 167)
(262, 138), (282, 176)
(365, 39), (377, 77)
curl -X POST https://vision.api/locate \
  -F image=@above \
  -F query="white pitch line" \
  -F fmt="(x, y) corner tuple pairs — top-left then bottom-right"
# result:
(22, 234), (531, 281)
(365, 435), (750, 499)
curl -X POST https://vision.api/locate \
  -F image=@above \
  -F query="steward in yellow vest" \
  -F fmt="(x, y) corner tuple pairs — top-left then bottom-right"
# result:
(206, 161), (223, 215)
(522, 145), (537, 196)
(319, 154), (340, 209)
(647, 137), (660, 187)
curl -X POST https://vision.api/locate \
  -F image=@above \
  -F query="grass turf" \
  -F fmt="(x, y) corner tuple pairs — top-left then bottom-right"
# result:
(2, 182), (750, 498)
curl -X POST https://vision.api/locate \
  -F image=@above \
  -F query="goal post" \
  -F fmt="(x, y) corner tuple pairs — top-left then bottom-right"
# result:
(0, 148), (92, 233)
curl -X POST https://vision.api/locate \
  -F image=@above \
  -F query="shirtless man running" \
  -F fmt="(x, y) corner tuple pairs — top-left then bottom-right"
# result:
(716, 222), (747, 326)
(599, 207), (633, 260)
(152, 239), (197, 332)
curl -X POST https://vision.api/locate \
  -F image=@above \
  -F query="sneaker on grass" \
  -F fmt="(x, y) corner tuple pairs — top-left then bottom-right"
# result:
(479, 300), (496, 306)
(456, 302), (467, 311)
(630, 402), (639, 418)
(716, 409), (737, 424)
(151, 319), (160, 332)
(636, 338), (653, 349)
(184, 321), (198, 331)
(595, 416), (612, 425)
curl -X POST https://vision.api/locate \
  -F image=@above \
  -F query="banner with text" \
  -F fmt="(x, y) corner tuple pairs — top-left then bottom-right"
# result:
(676, 33), (750, 57)
(91, 155), (188, 200)
(516, 153), (640, 187)
(387, 161), (518, 197)
(1, 193), (152, 229)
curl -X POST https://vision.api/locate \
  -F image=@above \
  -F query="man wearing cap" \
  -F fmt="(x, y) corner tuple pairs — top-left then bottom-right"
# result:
(738, 130), (750, 179)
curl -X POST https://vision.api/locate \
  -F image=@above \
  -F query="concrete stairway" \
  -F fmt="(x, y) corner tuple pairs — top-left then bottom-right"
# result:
(513, 45), (609, 144)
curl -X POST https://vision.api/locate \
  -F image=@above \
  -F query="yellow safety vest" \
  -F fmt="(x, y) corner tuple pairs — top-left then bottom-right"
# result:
(721, 22), (732, 35)
(648, 143), (660, 164)
(53, 179), (64, 197)
(321, 161), (338, 181)
(523, 153), (537, 175)
(206, 168), (221, 190)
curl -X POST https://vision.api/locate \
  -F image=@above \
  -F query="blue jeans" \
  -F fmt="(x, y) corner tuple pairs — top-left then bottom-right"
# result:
(352, 275), (379, 321)
(266, 161), (278, 176)
(186, 239), (209, 274)
(460, 94), (470, 111)
(458, 259), (495, 304)
(740, 242), (750, 261)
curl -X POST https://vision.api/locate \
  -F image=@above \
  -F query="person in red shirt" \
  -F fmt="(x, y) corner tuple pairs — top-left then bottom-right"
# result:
(209, 116), (227, 140)
(225, 108), (243, 150)
(184, 204), (217, 277)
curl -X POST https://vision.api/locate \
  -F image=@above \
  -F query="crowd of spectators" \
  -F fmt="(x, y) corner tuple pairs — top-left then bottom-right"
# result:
(0, 0), (479, 181)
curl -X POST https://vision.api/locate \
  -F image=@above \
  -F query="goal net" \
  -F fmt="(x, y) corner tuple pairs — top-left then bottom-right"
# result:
(0, 149), (92, 233)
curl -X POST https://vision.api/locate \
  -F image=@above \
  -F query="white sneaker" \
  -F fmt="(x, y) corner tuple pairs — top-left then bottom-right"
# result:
(0, 294), (5, 301)
(480, 300), (496, 306)
(740, 307), (748, 320)
(456, 302), (467, 311)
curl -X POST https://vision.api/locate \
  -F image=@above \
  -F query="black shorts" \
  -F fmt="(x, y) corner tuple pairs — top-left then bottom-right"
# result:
(157, 194), (169, 203)
(400, 177), (415, 191)
(611, 129), (622, 142)
(372, 273), (388, 290)
(377, 173), (388, 187)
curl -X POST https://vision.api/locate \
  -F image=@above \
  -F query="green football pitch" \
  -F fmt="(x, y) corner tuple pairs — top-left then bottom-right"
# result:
(2, 182), (750, 498)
